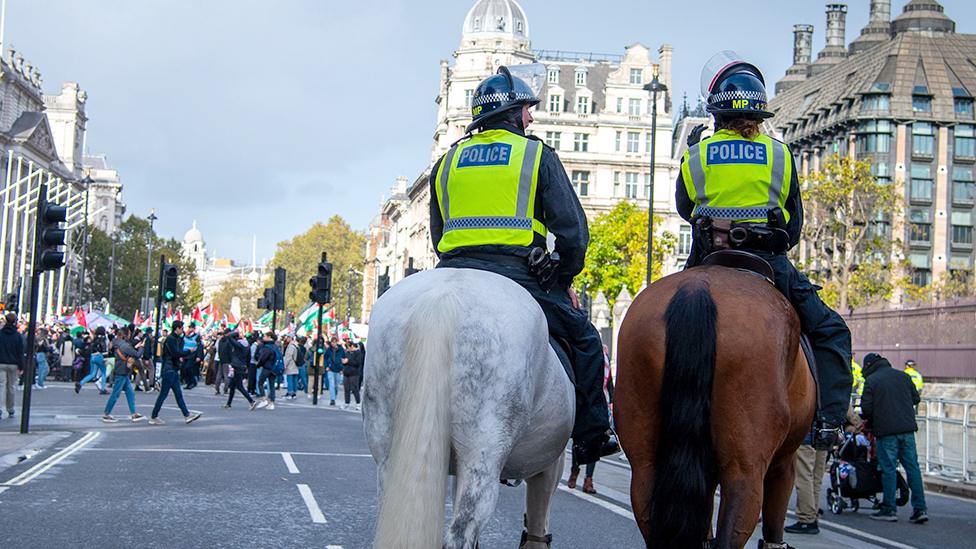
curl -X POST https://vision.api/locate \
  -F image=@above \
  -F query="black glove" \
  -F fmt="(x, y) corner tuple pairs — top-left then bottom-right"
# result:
(687, 124), (707, 148)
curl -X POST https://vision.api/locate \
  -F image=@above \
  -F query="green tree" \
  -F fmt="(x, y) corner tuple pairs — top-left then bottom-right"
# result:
(83, 215), (198, 319)
(210, 276), (264, 321)
(801, 155), (901, 311)
(576, 201), (675, 307)
(270, 215), (366, 322)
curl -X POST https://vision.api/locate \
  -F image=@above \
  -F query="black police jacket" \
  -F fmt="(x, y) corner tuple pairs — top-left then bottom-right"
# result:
(861, 358), (921, 437)
(428, 121), (588, 288)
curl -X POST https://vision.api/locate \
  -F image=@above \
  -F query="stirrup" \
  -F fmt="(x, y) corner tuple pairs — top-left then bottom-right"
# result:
(758, 540), (794, 549)
(519, 530), (553, 548)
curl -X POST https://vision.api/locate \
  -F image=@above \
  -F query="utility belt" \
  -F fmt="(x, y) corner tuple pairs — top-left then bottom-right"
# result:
(528, 247), (561, 292)
(694, 212), (789, 255)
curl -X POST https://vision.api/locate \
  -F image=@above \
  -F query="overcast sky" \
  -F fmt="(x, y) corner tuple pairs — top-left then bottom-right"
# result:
(8, 0), (975, 262)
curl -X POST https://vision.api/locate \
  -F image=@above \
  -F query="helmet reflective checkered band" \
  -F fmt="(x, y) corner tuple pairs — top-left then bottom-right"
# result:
(467, 64), (542, 133)
(701, 51), (774, 119)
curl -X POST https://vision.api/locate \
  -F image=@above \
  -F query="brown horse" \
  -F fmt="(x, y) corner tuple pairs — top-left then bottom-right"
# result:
(614, 265), (816, 549)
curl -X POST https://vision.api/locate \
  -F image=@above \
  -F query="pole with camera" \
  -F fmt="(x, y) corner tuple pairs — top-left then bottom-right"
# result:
(20, 182), (67, 433)
(308, 252), (332, 406)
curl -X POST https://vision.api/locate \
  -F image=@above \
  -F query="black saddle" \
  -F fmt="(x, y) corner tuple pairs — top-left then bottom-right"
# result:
(549, 336), (576, 385)
(701, 249), (774, 281)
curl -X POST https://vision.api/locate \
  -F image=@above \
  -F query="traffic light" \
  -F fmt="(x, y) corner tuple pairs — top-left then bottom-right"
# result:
(37, 197), (67, 271)
(308, 252), (333, 305)
(257, 288), (273, 310)
(161, 263), (179, 302)
(273, 267), (286, 310)
(377, 267), (390, 298)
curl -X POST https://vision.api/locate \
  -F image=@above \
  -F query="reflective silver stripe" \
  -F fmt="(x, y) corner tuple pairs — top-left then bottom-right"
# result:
(443, 216), (533, 232)
(696, 206), (770, 220)
(687, 144), (707, 207)
(516, 140), (540, 218)
(439, 146), (458, 222)
(768, 141), (786, 209)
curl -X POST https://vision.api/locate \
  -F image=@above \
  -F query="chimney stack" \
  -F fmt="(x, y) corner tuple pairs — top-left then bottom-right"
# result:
(850, 0), (892, 54)
(793, 24), (815, 65)
(825, 4), (848, 49)
(869, 0), (891, 23)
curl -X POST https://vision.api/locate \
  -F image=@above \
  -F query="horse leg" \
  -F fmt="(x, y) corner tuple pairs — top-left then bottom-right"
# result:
(714, 472), (765, 549)
(629, 464), (655, 544)
(521, 456), (564, 548)
(760, 453), (796, 545)
(444, 461), (503, 549)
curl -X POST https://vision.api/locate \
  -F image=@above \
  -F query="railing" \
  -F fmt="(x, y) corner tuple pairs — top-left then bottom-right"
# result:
(916, 397), (975, 483)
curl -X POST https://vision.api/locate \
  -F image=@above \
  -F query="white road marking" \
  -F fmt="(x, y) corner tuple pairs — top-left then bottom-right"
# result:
(84, 447), (371, 458)
(556, 485), (632, 518)
(0, 486), (8, 495)
(297, 483), (327, 523)
(789, 510), (919, 549)
(1, 431), (100, 486)
(281, 452), (299, 474)
(326, 546), (344, 549)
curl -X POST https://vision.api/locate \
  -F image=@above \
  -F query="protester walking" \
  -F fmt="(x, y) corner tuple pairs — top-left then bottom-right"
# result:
(296, 336), (309, 397)
(34, 328), (52, 389)
(223, 331), (258, 410)
(76, 327), (108, 394)
(214, 329), (232, 395)
(325, 338), (345, 406)
(341, 341), (363, 409)
(102, 326), (147, 423)
(254, 332), (279, 410)
(181, 323), (203, 390)
(283, 335), (299, 400)
(149, 321), (202, 425)
(0, 313), (24, 419)
(861, 353), (928, 523)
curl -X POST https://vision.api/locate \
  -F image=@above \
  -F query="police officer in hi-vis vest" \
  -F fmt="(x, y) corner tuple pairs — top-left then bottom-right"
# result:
(429, 64), (619, 464)
(675, 52), (853, 449)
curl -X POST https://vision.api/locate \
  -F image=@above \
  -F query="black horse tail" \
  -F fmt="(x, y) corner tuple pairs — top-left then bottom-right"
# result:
(648, 280), (718, 548)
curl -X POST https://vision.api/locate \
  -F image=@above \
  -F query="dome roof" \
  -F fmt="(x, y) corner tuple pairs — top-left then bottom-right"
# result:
(893, 0), (955, 35)
(183, 220), (203, 243)
(463, 0), (529, 39)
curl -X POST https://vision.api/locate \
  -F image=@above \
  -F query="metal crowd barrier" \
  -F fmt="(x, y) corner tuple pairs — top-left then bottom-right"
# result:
(916, 398), (975, 484)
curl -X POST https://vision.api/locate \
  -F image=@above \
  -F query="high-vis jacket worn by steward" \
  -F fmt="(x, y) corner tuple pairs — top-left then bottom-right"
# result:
(681, 129), (793, 224)
(433, 129), (546, 253)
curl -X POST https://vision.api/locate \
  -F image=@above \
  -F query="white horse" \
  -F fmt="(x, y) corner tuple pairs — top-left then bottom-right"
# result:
(363, 267), (575, 549)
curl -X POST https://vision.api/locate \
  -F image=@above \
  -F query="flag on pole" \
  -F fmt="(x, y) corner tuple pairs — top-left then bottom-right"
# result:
(74, 307), (88, 328)
(133, 310), (143, 326)
(192, 306), (204, 325)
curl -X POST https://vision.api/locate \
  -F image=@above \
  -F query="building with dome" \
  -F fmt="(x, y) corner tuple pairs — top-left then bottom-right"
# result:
(181, 223), (269, 306)
(363, 0), (681, 321)
(769, 0), (976, 290)
(182, 221), (207, 273)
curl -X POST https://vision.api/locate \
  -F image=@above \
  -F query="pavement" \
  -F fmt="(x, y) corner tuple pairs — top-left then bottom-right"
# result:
(0, 381), (973, 548)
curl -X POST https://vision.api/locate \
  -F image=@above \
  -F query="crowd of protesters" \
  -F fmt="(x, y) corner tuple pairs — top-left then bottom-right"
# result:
(0, 313), (366, 424)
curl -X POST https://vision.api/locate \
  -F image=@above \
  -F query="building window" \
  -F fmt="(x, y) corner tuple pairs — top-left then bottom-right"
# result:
(615, 131), (622, 152)
(628, 98), (641, 116)
(912, 94), (932, 113)
(630, 68), (643, 85)
(464, 89), (473, 108)
(910, 165), (933, 203)
(575, 68), (587, 87)
(871, 162), (892, 185)
(573, 133), (589, 152)
(950, 253), (973, 273)
(955, 124), (976, 159)
(625, 172), (639, 198)
(860, 93), (890, 114)
(869, 211), (891, 240)
(576, 96), (590, 114)
(544, 131), (561, 150)
(547, 67), (560, 84)
(644, 173), (652, 198)
(856, 120), (892, 154)
(953, 166), (975, 205)
(627, 131), (640, 153)
(645, 132), (653, 154)
(912, 122), (935, 157)
(909, 252), (931, 286)
(678, 225), (692, 256)
(955, 97), (975, 119)
(548, 94), (562, 113)
(951, 211), (973, 245)
(613, 171), (620, 195)
(909, 209), (932, 244)
(572, 170), (590, 196)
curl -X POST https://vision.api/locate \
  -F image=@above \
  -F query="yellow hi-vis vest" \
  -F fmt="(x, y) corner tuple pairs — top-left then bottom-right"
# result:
(852, 359), (865, 396)
(433, 129), (546, 253)
(681, 129), (793, 224)
(905, 366), (924, 392)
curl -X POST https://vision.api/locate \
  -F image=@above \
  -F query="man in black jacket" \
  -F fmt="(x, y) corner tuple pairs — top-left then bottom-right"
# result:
(149, 321), (201, 425)
(861, 352), (928, 523)
(0, 313), (24, 418)
(223, 331), (257, 410)
(214, 330), (232, 395)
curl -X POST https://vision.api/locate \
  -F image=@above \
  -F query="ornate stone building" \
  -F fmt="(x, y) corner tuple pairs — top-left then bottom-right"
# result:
(362, 0), (681, 321)
(769, 0), (976, 289)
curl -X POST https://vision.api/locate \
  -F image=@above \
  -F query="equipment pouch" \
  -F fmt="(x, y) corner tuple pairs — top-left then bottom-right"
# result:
(527, 247), (561, 293)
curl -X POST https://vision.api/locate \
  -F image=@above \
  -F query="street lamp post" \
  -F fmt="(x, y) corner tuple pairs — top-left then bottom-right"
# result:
(107, 232), (116, 313)
(77, 176), (93, 306)
(643, 68), (668, 287)
(143, 209), (157, 315)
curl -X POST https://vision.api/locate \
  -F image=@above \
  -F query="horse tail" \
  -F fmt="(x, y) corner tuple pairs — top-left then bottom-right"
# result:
(648, 280), (718, 548)
(373, 287), (459, 549)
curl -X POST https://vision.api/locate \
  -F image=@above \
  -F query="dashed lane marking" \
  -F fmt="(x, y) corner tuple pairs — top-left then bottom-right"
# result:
(326, 546), (344, 549)
(282, 452), (299, 474)
(297, 483), (327, 523)
(1, 431), (101, 487)
(556, 484), (632, 519)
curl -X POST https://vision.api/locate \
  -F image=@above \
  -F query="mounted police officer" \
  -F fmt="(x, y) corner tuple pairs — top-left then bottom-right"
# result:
(428, 64), (618, 464)
(675, 51), (853, 449)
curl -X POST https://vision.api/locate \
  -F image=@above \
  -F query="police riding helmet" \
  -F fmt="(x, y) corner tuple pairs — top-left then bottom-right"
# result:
(466, 65), (541, 133)
(905, 359), (916, 367)
(701, 51), (774, 120)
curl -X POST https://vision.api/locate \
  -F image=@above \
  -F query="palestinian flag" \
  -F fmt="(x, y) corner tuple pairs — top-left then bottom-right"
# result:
(133, 310), (143, 326)
(255, 311), (273, 329)
(192, 306), (204, 325)
(226, 311), (238, 329)
(74, 307), (88, 328)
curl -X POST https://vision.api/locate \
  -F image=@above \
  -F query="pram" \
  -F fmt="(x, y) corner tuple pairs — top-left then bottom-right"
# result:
(826, 431), (909, 514)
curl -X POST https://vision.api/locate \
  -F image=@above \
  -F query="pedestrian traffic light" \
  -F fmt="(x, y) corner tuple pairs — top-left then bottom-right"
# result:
(37, 196), (68, 272)
(273, 267), (286, 310)
(257, 288), (274, 310)
(308, 252), (332, 305)
(161, 263), (179, 302)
